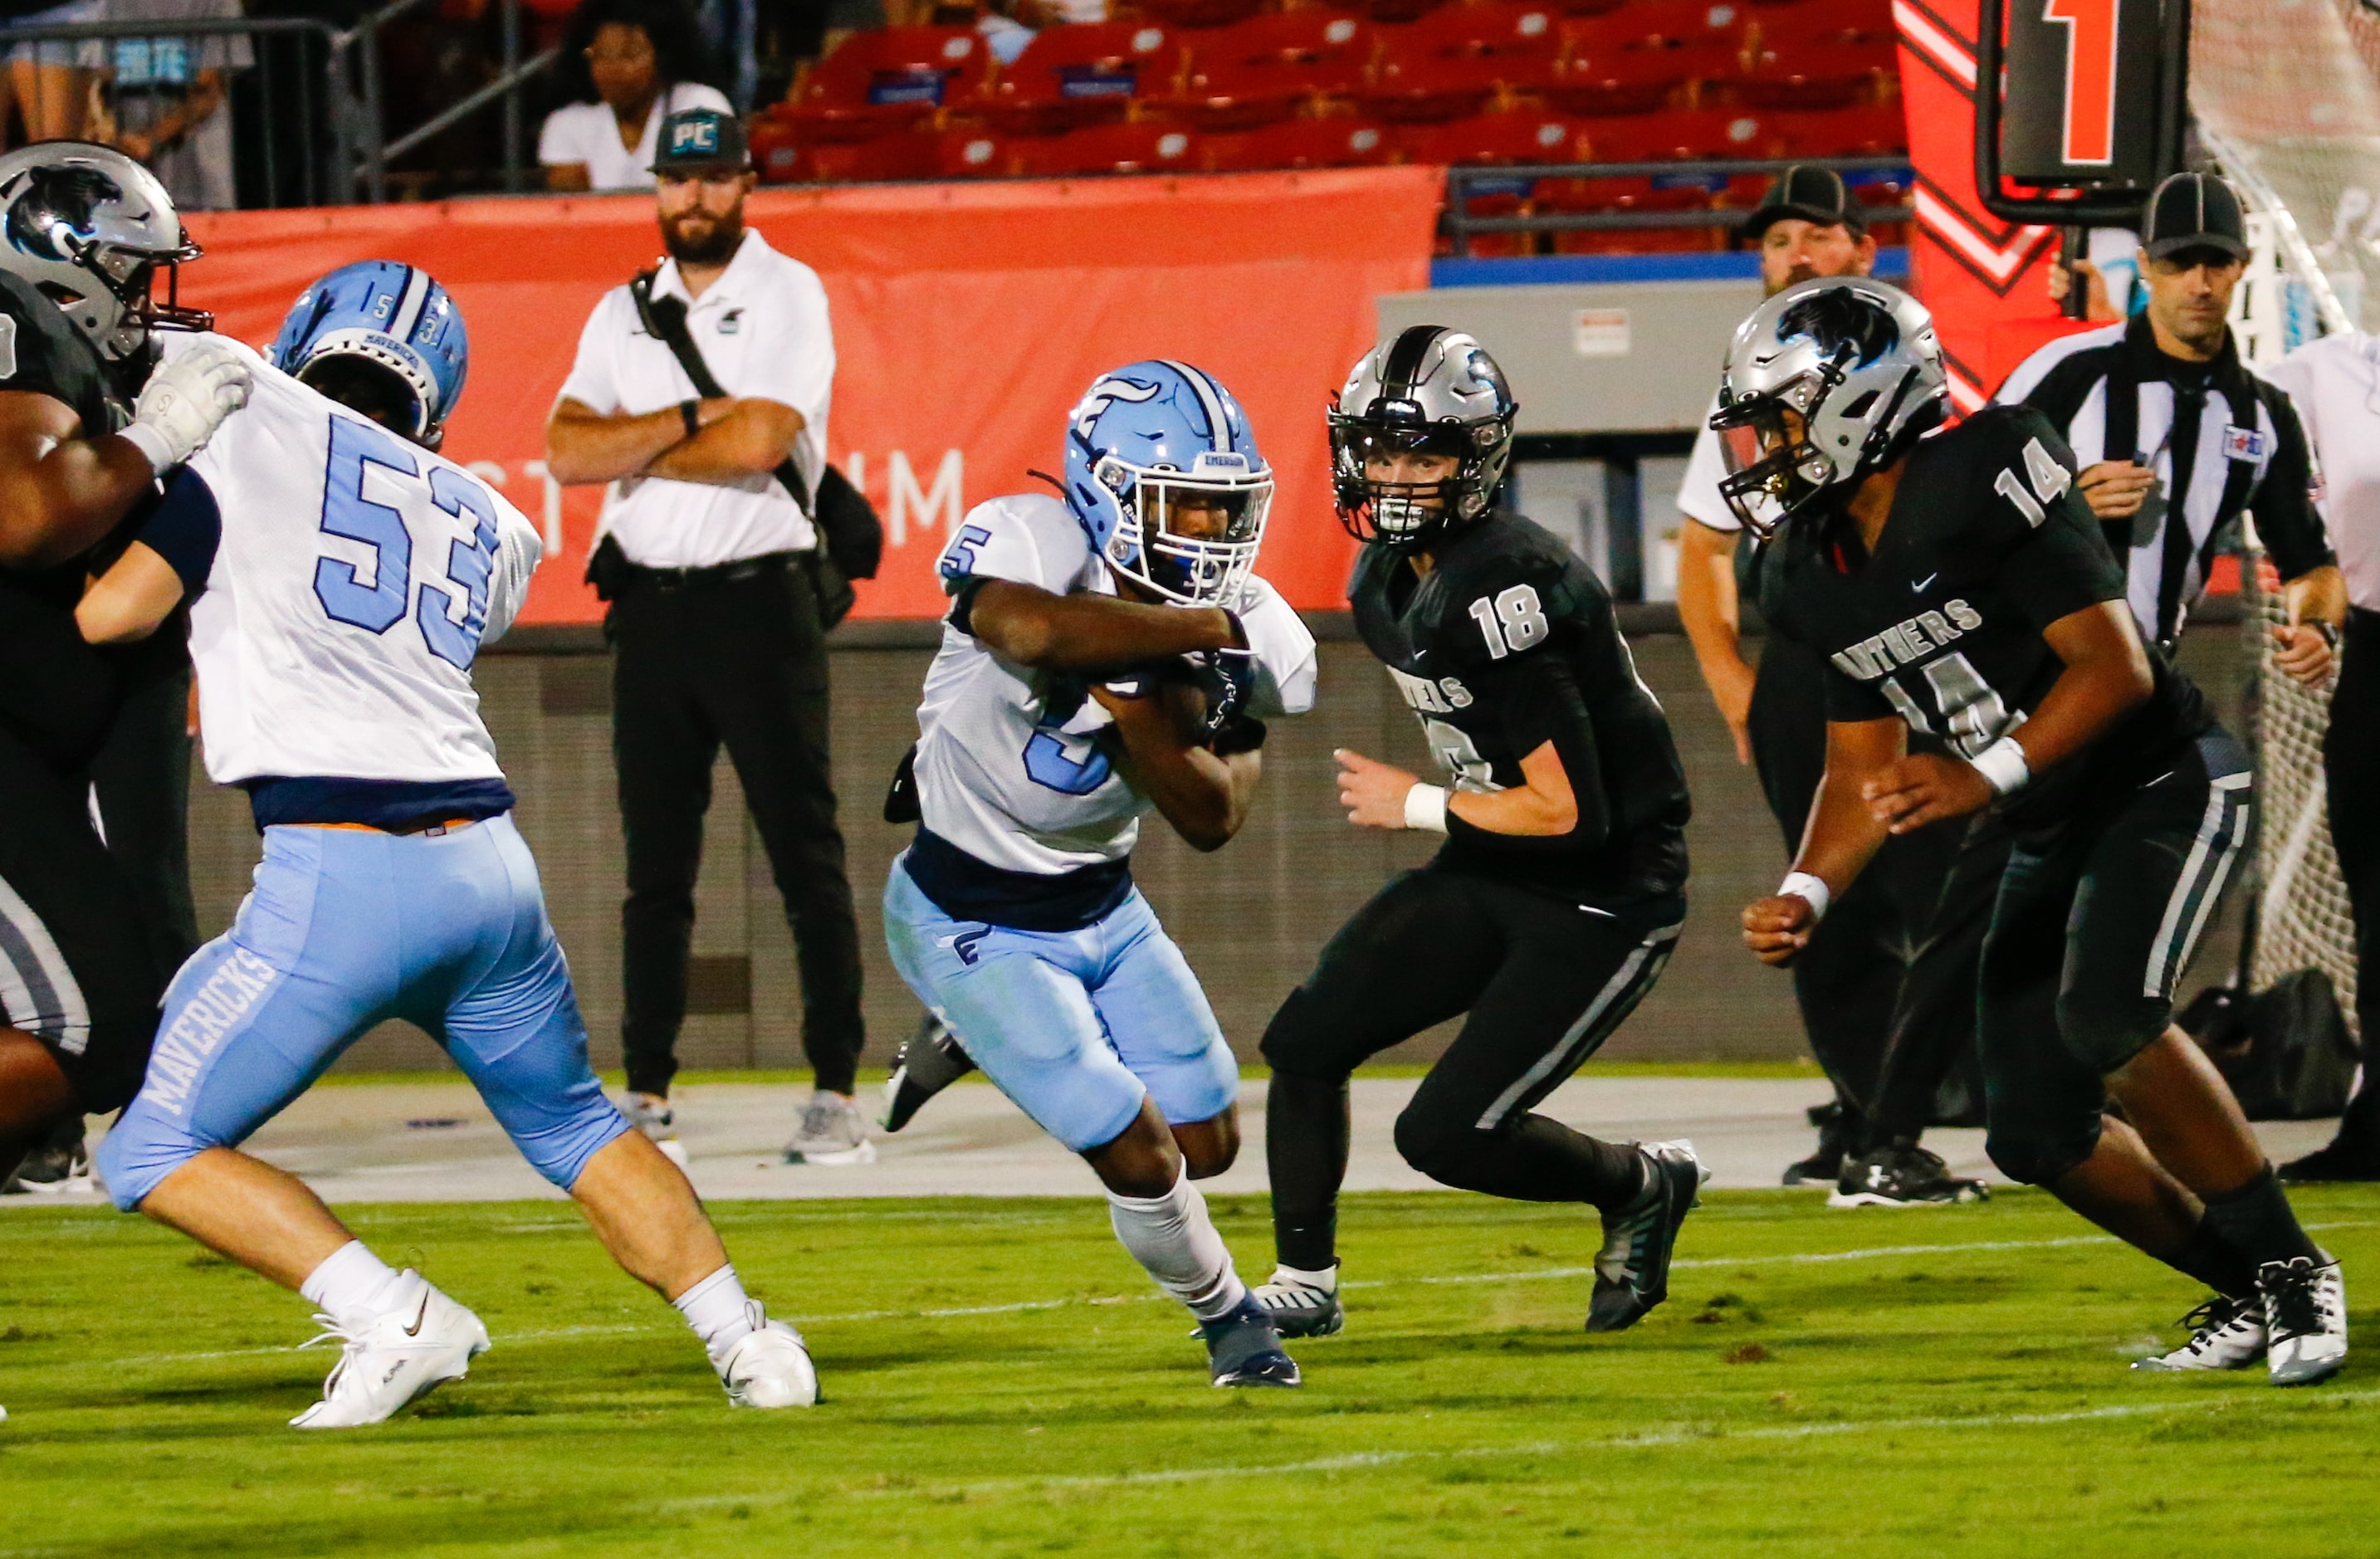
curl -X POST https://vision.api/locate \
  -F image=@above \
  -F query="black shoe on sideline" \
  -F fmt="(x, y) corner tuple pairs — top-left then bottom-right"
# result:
(879, 1012), (977, 1133)
(1782, 1102), (1854, 1187)
(2279, 1138), (2380, 1184)
(1829, 1141), (1990, 1208)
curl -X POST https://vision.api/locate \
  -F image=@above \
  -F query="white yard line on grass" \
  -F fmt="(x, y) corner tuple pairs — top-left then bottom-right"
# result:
(90, 1220), (2378, 1370)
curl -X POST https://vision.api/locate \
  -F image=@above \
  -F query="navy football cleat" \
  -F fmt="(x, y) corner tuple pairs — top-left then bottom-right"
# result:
(879, 1013), (976, 1133)
(1587, 1139), (1708, 1332)
(1200, 1296), (1302, 1387)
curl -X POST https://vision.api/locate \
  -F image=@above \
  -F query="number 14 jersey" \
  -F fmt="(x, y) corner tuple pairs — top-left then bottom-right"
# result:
(1759, 404), (2212, 829)
(176, 336), (543, 789)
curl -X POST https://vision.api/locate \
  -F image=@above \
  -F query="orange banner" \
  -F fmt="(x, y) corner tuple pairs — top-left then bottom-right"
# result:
(179, 167), (1442, 623)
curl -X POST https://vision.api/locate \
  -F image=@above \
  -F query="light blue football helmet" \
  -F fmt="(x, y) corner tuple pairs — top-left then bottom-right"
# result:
(1062, 360), (1273, 608)
(269, 260), (469, 442)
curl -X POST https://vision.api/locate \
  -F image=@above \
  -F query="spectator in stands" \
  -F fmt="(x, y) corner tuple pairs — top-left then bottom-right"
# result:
(1, 0), (105, 144)
(99, 0), (250, 212)
(540, 0), (729, 193)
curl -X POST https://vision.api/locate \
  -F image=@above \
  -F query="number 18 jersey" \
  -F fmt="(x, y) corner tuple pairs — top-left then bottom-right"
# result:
(177, 337), (543, 789)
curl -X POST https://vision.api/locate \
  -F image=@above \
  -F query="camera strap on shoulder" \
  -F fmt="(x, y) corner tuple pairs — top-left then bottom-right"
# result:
(630, 267), (814, 514)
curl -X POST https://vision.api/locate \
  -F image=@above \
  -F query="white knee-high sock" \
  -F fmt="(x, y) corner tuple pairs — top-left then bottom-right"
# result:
(1107, 1166), (1247, 1322)
(299, 1240), (412, 1330)
(673, 1264), (760, 1363)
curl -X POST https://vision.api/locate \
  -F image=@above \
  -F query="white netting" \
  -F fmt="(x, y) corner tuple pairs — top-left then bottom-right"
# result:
(2240, 550), (2361, 1039)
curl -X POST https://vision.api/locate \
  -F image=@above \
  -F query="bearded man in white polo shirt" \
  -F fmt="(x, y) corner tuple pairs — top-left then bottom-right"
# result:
(546, 108), (870, 1168)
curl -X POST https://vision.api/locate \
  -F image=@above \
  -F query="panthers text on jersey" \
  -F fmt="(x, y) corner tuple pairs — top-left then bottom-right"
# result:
(1761, 404), (2212, 829)
(1348, 509), (1691, 902)
(913, 491), (1317, 878)
(173, 335), (542, 794)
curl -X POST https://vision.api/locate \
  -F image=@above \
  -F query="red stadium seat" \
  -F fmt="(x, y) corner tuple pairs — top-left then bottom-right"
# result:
(1608, 0), (1755, 48)
(789, 129), (945, 183)
(1546, 40), (1702, 115)
(1549, 225), (1718, 253)
(1130, 0), (1266, 27)
(1396, 107), (1586, 164)
(1597, 104), (1784, 158)
(1366, 0), (1447, 23)
(1200, 115), (1397, 169)
(1536, 168), (1723, 212)
(1361, 4), (1565, 121)
(1774, 100), (1907, 155)
(930, 125), (1023, 177)
(750, 115), (802, 183)
(784, 27), (995, 142)
(1009, 120), (1205, 175)
(973, 22), (1190, 134)
(1736, 32), (1897, 107)
(1158, 13), (1380, 128)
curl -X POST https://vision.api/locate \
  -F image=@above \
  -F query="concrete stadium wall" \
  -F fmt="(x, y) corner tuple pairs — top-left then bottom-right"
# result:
(184, 625), (2250, 1076)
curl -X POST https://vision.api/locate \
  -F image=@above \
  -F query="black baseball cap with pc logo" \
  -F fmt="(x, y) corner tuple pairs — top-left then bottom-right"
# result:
(649, 107), (750, 175)
(2140, 171), (2249, 263)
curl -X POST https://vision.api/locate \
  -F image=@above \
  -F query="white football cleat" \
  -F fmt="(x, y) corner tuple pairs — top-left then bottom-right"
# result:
(716, 1304), (819, 1408)
(2260, 1257), (2348, 1387)
(290, 1274), (490, 1429)
(2131, 1293), (2266, 1372)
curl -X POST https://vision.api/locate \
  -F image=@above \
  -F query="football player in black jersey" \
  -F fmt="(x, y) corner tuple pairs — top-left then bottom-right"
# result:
(0, 145), (251, 1201)
(1724, 277), (2346, 1386)
(1250, 327), (1703, 1341)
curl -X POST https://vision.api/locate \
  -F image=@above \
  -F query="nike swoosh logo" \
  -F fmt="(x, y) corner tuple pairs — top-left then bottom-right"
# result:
(403, 1293), (430, 1338)
(1913, 573), (1938, 592)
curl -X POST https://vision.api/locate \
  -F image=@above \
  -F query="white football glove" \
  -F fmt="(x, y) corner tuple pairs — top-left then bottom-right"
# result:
(120, 338), (253, 476)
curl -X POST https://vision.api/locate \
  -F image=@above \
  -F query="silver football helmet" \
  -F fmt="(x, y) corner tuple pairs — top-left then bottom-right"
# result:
(0, 142), (208, 365)
(1710, 276), (1946, 536)
(1330, 325), (1517, 551)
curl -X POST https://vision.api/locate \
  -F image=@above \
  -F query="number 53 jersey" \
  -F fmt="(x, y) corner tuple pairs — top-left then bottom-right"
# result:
(1348, 509), (1690, 902)
(173, 337), (543, 789)
(1758, 405), (2213, 829)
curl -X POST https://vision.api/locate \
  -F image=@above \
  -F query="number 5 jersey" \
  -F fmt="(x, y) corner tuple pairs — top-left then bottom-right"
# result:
(172, 336), (543, 814)
(1346, 508), (1690, 903)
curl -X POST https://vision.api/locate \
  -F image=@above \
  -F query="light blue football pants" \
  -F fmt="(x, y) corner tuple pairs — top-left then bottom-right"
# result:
(100, 815), (629, 1210)
(882, 856), (1239, 1154)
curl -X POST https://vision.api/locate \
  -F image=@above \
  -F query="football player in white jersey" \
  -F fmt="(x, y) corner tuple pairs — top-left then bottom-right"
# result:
(882, 360), (1317, 1387)
(93, 262), (819, 1428)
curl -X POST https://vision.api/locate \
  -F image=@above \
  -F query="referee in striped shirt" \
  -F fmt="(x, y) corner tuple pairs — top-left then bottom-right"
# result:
(1854, 172), (2346, 1164)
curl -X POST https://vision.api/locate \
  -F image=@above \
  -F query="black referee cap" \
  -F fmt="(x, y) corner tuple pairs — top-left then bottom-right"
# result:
(1741, 165), (1868, 240)
(2141, 172), (2248, 263)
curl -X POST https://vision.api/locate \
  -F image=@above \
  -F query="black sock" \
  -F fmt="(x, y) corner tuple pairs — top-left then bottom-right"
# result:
(1418, 1116), (1647, 1210)
(2153, 1218), (2261, 1299)
(1268, 1073), (1350, 1273)
(2199, 1167), (2324, 1273)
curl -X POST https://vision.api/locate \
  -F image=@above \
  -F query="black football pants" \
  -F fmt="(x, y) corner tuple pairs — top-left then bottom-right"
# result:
(2318, 608), (2380, 1150)
(608, 560), (865, 1097)
(1747, 635), (1967, 1125)
(88, 655), (200, 989)
(1261, 867), (1683, 1269)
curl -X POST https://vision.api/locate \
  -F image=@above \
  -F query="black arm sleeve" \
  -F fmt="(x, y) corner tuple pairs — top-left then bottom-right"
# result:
(2250, 389), (2335, 584)
(1443, 651), (1613, 858)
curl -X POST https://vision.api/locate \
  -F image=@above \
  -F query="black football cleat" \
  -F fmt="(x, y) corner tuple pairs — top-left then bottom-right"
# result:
(1587, 1140), (1708, 1332)
(2278, 1139), (2380, 1184)
(1782, 1102), (1853, 1187)
(1829, 1142), (1990, 1208)
(1201, 1296), (1302, 1387)
(879, 1013), (976, 1133)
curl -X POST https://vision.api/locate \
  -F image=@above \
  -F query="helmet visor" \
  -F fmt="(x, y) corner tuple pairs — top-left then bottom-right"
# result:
(1095, 454), (1273, 606)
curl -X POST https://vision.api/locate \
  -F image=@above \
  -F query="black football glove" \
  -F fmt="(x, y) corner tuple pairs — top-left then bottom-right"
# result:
(1175, 646), (1258, 740)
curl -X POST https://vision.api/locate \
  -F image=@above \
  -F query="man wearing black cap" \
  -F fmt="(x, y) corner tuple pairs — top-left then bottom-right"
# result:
(1676, 168), (1984, 1201)
(547, 107), (872, 1170)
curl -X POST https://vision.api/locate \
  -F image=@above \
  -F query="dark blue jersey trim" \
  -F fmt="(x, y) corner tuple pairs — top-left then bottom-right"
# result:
(243, 775), (517, 832)
(902, 827), (1133, 932)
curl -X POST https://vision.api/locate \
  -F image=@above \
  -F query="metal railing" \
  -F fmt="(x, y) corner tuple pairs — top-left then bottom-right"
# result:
(0, 0), (559, 208)
(1444, 154), (1915, 257)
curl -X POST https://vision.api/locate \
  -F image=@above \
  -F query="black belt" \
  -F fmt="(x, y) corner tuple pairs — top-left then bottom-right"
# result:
(619, 550), (802, 592)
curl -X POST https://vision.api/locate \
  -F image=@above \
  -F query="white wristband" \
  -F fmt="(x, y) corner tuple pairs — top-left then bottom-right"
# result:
(118, 421), (176, 477)
(1404, 783), (1449, 833)
(1778, 871), (1831, 921)
(1971, 736), (2031, 797)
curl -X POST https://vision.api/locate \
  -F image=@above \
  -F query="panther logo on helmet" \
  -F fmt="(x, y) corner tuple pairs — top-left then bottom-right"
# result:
(0, 142), (208, 370)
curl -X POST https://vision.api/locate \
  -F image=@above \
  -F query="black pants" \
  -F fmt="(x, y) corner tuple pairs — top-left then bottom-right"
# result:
(2321, 608), (2380, 1148)
(1262, 867), (1682, 1220)
(89, 657), (199, 990)
(1747, 636), (1967, 1121)
(1864, 810), (2004, 1146)
(1981, 731), (2251, 1185)
(0, 724), (163, 1115)
(608, 558), (864, 1097)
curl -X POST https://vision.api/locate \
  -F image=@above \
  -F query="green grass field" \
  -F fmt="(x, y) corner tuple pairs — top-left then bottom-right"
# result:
(4, 1187), (2377, 1558)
